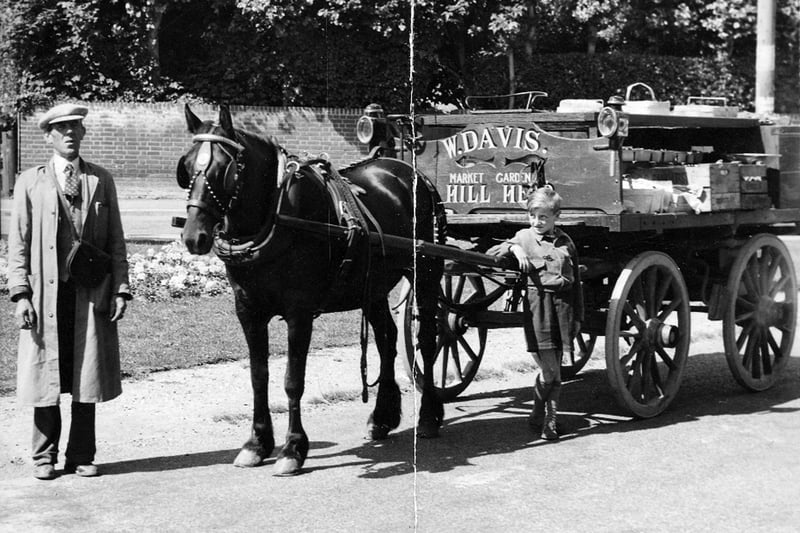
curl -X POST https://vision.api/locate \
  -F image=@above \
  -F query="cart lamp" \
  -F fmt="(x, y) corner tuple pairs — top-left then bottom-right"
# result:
(356, 103), (388, 145)
(356, 115), (375, 144)
(597, 106), (619, 137)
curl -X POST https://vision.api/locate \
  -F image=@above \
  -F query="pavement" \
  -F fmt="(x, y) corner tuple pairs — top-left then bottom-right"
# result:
(1, 197), (185, 242)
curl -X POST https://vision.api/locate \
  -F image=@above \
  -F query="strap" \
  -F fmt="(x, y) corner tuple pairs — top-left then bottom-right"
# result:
(49, 166), (81, 242)
(191, 133), (245, 153)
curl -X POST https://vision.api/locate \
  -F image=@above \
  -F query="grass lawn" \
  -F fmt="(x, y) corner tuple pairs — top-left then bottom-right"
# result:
(0, 294), (362, 396)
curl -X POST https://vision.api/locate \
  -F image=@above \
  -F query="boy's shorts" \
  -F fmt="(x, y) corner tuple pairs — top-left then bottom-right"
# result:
(523, 288), (574, 354)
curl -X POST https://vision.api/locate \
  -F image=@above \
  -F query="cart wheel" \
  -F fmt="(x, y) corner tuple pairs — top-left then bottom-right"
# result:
(723, 234), (797, 391)
(561, 332), (597, 380)
(605, 252), (690, 418)
(398, 273), (488, 402)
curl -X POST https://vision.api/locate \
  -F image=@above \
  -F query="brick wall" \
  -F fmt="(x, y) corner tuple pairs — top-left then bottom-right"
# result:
(18, 102), (369, 199)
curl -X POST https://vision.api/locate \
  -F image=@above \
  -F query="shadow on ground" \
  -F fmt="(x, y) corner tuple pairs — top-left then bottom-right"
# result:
(95, 353), (800, 480)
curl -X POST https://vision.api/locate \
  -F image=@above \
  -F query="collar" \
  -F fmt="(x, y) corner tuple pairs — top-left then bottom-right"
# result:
(534, 228), (560, 244)
(53, 153), (81, 175)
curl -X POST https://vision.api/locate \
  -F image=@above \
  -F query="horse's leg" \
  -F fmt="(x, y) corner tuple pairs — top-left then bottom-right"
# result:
(415, 264), (445, 438)
(273, 312), (313, 476)
(366, 299), (402, 440)
(233, 305), (275, 467)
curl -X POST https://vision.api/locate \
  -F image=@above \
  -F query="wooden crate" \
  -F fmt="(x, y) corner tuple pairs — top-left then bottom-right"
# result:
(740, 193), (772, 210)
(740, 164), (768, 178)
(707, 190), (741, 211)
(740, 179), (769, 193)
(684, 163), (741, 192)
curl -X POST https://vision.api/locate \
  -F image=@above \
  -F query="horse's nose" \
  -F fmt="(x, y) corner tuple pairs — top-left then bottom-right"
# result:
(183, 226), (212, 255)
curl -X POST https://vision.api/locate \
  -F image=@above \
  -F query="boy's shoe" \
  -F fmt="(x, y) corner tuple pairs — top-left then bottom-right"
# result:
(33, 464), (57, 480)
(541, 420), (559, 440)
(64, 462), (99, 477)
(541, 399), (559, 441)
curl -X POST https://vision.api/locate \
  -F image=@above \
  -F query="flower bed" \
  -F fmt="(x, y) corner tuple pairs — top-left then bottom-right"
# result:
(0, 240), (231, 301)
(128, 241), (230, 301)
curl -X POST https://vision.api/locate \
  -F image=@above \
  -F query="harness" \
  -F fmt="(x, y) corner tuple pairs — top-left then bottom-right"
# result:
(187, 133), (383, 402)
(290, 159), (385, 402)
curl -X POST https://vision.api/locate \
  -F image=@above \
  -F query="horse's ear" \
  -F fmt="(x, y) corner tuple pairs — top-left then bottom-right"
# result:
(219, 105), (235, 138)
(185, 104), (202, 134)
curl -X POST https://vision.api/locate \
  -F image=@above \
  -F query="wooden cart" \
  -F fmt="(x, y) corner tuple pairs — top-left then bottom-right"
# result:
(352, 94), (800, 418)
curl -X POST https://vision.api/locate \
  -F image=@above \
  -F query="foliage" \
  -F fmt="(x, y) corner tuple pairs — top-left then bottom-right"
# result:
(469, 51), (757, 111)
(0, 0), (799, 114)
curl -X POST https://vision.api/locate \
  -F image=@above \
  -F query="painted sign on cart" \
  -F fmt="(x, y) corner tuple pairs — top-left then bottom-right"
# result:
(414, 121), (623, 214)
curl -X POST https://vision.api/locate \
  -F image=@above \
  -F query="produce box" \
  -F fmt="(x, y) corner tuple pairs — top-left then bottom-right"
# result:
(739, 164), (768, 178)
(740, 179), (769, 193)
(622, 187), (673, 214)
(674, 187), (740, 213)
(740, 194), (772, 210)
(684, 163), (741, 192)
(707, 191), (741, 211)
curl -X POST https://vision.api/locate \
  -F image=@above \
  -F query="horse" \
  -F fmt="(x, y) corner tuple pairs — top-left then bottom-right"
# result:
(176, 104), (445, 475)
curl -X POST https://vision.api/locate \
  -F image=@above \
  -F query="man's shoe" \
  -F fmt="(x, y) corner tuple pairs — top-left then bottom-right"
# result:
(64, 463), (99, 477)
(33, 464), (57, 480)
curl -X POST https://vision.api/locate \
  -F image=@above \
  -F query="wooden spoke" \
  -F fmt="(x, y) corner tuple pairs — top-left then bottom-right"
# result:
(655, 345), (676, 370)
(561, 331), (597, 381)
(769, 275), (790, 298)
(723, 234), (797, 391)
(623, 302), (647, 330)
(400, 273), (489, 402)
(457, 335), (479, 364)
(656, 297), (682, 322)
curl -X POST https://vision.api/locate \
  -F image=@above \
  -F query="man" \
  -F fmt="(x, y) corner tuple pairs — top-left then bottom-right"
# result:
(7, 103), (131, 480)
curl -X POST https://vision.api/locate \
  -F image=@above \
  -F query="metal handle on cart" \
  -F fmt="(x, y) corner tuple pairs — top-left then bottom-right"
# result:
(625, 82), (656, 101)
(687, 96), (728, 106)
(465, 91), (548, 112)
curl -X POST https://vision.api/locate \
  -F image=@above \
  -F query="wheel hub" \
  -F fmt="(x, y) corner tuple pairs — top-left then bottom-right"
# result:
(644, 319), (679, 349)
(756, 295), (780, 326)
(446, 312), (468, 337)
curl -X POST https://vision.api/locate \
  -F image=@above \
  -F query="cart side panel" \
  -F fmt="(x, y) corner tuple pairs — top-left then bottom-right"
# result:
(415, 121), (624, 215)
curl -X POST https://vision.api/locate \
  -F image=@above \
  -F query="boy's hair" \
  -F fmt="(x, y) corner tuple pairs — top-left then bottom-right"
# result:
(526, 187), (562, 214)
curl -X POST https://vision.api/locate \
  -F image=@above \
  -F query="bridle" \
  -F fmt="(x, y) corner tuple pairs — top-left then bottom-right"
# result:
(184, 132), (247, 222)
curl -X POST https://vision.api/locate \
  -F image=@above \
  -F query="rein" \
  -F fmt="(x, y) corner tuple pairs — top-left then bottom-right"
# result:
(187, 133), (247, 223)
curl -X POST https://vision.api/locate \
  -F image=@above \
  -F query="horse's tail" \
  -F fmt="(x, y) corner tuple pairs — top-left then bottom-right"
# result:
(417, 170), (447, 246)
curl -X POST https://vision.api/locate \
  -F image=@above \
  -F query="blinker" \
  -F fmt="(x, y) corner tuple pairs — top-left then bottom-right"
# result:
(195, 142), (213, 172)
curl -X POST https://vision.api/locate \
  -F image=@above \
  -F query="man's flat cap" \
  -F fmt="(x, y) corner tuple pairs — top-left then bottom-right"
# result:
(38, 103), (89, 131)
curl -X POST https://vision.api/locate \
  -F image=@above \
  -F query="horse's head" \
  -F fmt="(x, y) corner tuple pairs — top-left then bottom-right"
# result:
(177, 104), (282, 255)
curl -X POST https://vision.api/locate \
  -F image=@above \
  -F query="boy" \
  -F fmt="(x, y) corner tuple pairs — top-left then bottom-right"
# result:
(491, 188), (583, 440)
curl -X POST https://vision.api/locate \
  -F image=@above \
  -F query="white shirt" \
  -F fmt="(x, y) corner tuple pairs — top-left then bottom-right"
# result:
(53, 154), (82, 191)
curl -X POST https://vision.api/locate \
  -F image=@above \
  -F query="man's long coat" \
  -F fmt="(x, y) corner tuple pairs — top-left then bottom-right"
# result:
(7, 159), (130, 406)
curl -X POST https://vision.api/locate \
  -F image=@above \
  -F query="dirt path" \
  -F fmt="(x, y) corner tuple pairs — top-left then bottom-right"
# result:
(2, 318), (800, 532)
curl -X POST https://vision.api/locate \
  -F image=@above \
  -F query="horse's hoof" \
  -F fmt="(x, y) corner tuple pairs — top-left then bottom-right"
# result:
(273, 457), (303, 476)
(233, 448), (266, 468)
(416, 423), (440, 439)
(366, 423), (391, 441)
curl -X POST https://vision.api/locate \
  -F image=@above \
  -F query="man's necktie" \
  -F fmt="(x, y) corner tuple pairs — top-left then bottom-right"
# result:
(64, 163), (79, 197)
